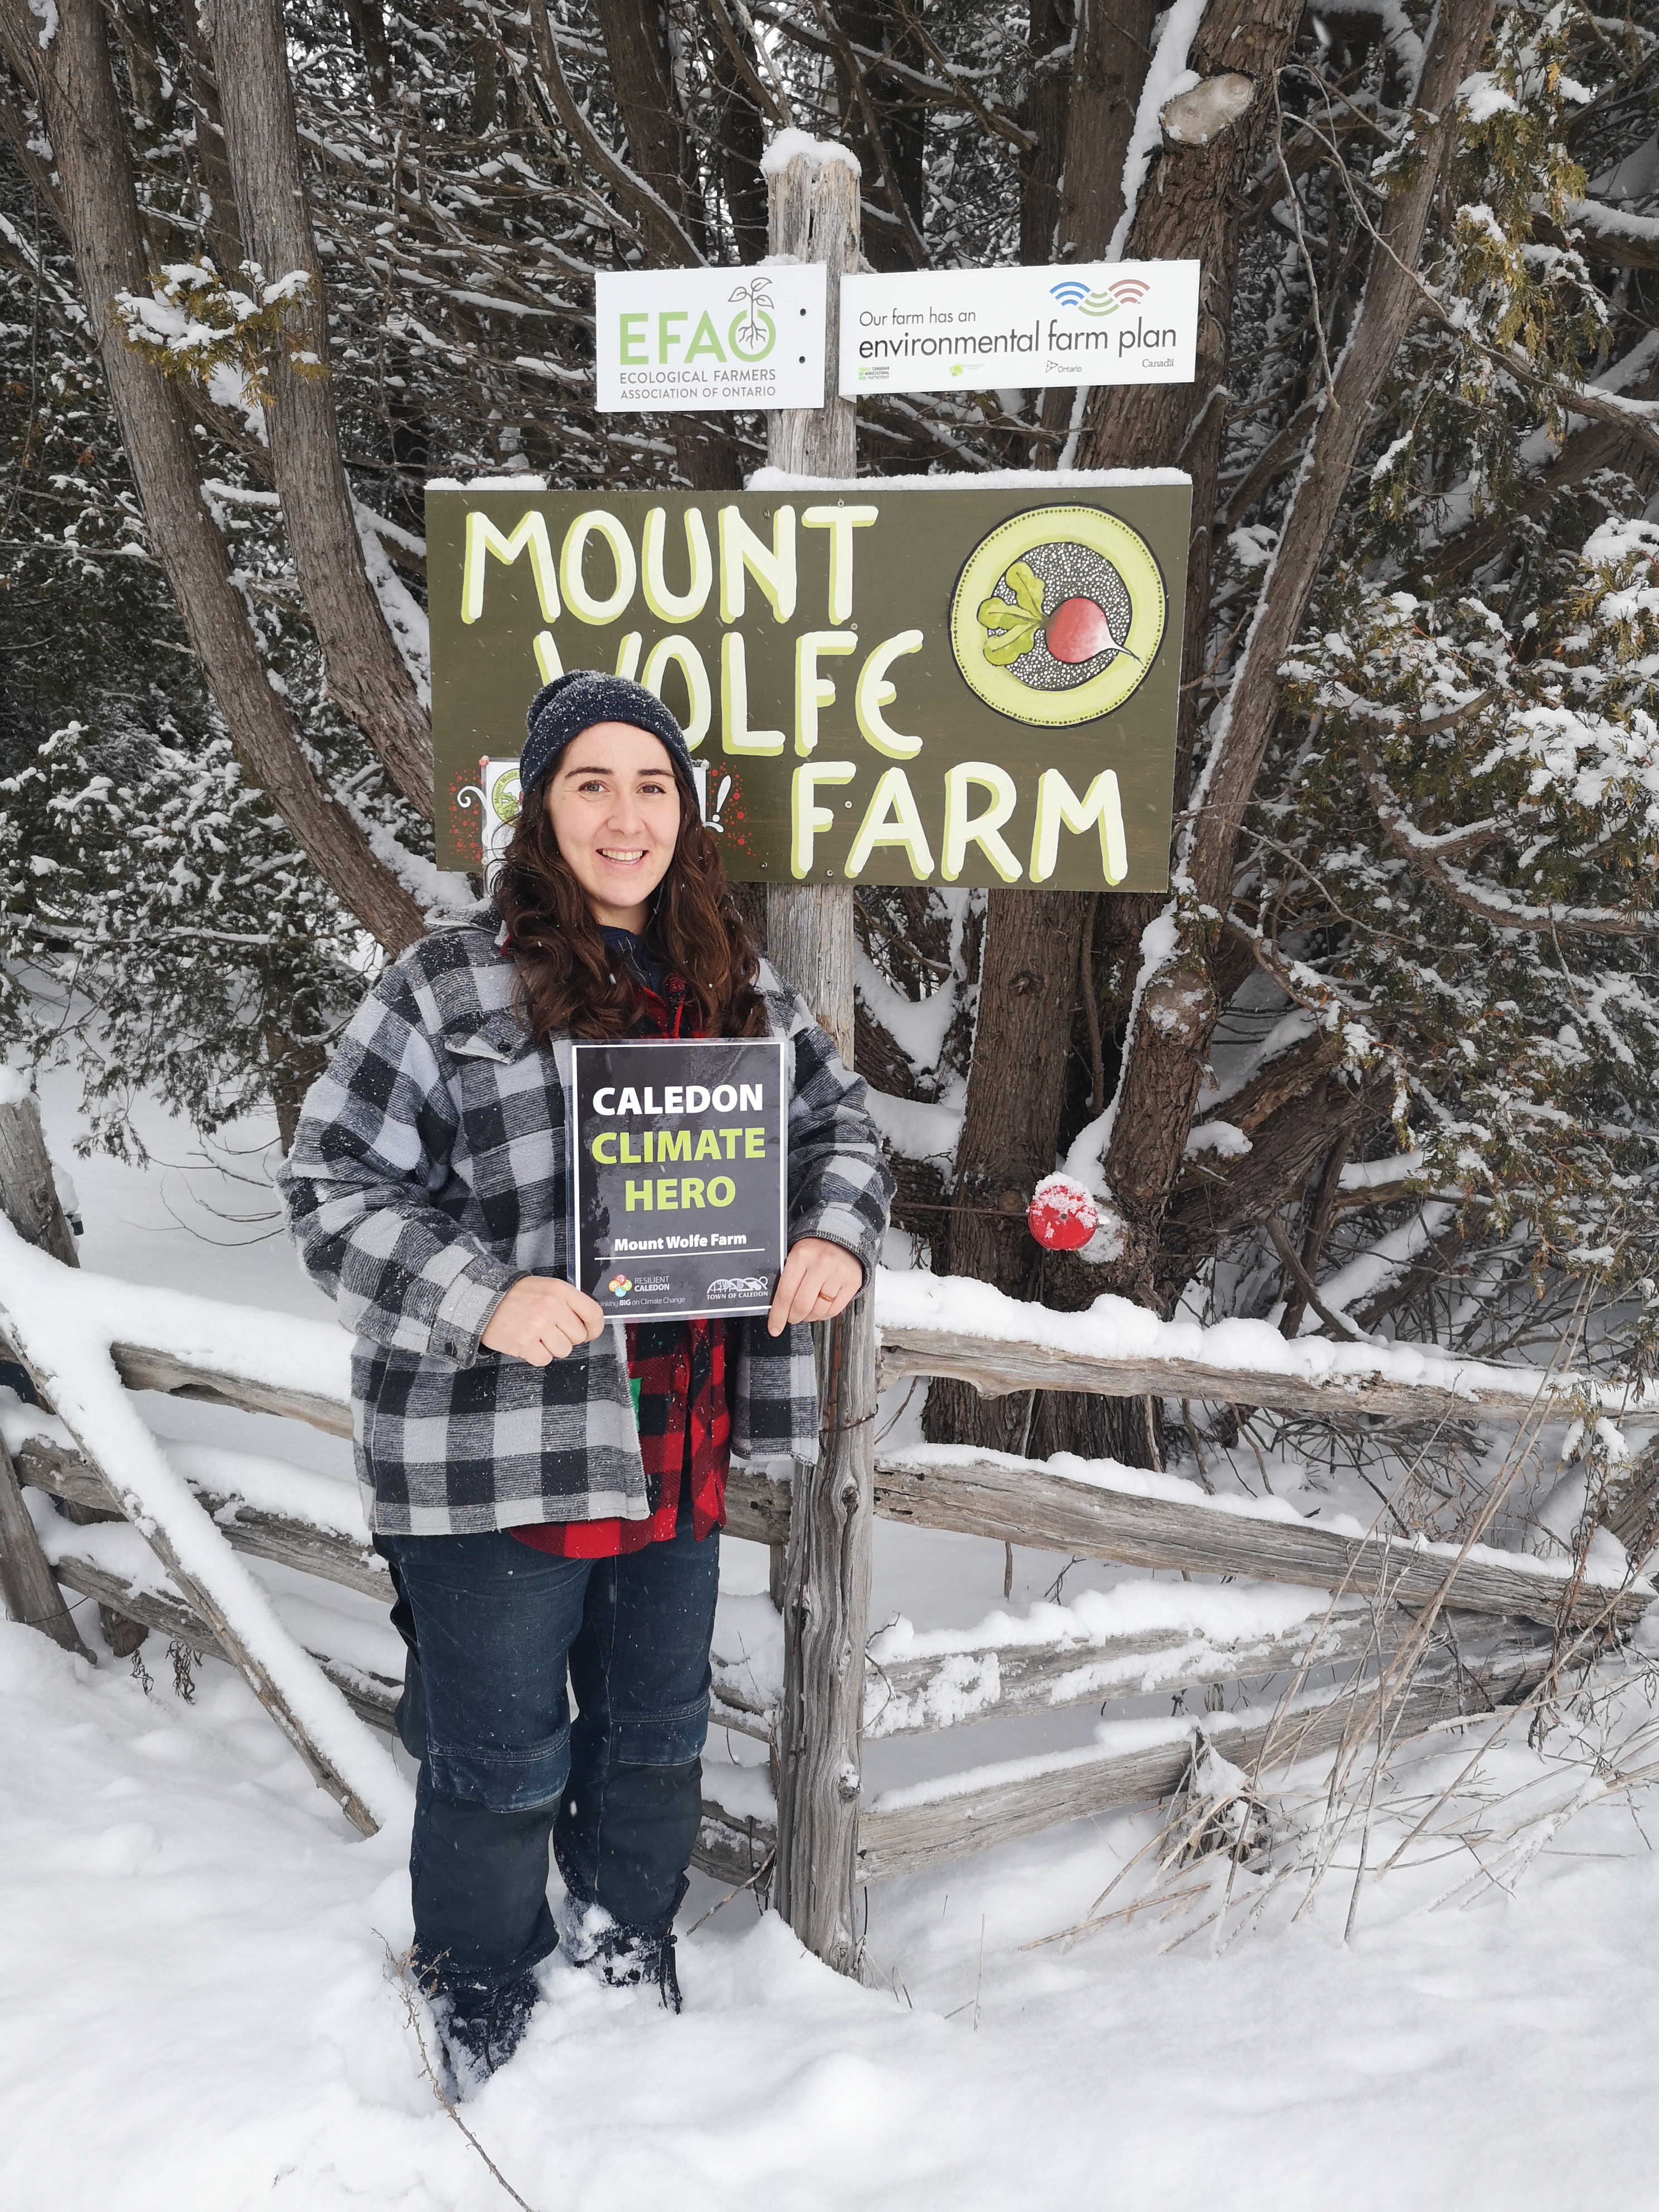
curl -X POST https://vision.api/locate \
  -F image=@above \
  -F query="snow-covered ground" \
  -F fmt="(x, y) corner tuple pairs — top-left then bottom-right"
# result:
(8, 1065), (1659, 2210)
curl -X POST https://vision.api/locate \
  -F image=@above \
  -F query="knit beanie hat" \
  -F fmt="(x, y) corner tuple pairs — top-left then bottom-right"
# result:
(520, 671), (695, 796)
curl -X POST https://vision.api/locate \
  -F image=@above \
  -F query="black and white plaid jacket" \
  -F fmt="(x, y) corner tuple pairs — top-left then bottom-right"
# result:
(278, 919), (893, 1537)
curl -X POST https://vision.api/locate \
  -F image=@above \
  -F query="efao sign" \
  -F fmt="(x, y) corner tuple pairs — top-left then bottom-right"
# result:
(594, 266), (827, 414)
(427, 475), (1190, 893)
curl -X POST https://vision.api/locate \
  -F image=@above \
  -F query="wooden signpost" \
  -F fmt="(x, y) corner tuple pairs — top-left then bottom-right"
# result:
(761, 140), (874, 1979)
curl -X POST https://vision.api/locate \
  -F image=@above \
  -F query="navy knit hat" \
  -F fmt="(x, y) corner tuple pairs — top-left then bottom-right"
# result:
(520, 671), (695, 795)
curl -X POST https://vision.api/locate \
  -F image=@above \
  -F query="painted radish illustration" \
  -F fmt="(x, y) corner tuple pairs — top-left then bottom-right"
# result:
(977, 556), (1141, 675)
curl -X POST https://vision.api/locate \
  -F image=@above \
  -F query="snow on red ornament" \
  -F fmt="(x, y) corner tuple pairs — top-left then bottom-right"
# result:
(1027, 1173), (1099, 1252)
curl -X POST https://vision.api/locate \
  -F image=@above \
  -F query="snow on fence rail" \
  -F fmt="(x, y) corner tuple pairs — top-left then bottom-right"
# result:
(871, 1267), (1617, 1424)
(0, 1085), (1651, 1901)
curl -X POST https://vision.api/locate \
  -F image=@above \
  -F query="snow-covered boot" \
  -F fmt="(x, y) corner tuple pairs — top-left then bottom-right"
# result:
(419, 1956), (545, 2084)
(557, 1893), (682, 2012)
(586, 1922), (682, 2014)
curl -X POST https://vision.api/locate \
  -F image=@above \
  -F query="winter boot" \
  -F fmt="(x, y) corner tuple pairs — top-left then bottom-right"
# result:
(556, 1893), (682, 2012)
(416, 1953), (547, 2084)
(586, 1921), (682, 2014)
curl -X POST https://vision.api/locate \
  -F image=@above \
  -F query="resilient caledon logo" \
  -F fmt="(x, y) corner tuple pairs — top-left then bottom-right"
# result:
(948, 504), (1167, 729)
(608, 1274), (633, 1299)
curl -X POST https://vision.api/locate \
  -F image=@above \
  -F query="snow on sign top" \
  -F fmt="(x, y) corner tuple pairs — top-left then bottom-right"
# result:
(840, 261), (1200, 397)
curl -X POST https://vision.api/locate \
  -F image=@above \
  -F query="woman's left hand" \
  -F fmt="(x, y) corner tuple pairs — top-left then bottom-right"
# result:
(767, 1236), (863, 1337)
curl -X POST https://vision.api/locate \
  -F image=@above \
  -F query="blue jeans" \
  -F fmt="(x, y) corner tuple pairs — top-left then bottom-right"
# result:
(376, 1502), (720, 1987)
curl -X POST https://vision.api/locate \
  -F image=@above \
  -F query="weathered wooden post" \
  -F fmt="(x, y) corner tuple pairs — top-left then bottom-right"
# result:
(0, 1081), (95, 1659)
(763, 139), (876, 1976)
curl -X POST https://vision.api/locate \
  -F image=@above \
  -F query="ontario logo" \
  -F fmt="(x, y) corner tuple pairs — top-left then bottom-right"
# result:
(1049, 275), (1151, 318)
(607, 1274), (633, 1298)
(948, 505), (1166, 729)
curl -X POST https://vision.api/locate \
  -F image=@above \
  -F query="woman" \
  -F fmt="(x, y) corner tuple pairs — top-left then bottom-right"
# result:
(280, 671), (891, 2079)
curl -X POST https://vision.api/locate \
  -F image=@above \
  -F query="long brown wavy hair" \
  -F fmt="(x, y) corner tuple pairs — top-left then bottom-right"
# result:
(493, 772), (768, 1043)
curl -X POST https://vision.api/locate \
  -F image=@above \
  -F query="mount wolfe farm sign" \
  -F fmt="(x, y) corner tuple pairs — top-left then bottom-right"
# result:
(427, 476), (1190, 892)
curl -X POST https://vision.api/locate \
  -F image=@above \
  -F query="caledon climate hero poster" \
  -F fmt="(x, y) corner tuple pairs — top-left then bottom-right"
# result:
(426, 476), (1190, 892)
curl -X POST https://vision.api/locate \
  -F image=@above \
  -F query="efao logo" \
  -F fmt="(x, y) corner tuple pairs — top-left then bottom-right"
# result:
(725, 276), (777, 363)
(949, 505), (1166, 729)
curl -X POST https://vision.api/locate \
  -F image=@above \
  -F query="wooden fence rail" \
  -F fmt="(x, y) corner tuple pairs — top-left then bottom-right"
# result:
(875, 1313), (1582, 1425)
(871, 1448), (1645, 1632)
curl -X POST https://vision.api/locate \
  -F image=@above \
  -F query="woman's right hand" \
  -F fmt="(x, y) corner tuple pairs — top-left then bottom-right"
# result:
(481, 1277), (607, 1365)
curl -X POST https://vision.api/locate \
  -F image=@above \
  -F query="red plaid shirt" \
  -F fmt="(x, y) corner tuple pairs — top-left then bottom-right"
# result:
(511, 945), (728, 1559)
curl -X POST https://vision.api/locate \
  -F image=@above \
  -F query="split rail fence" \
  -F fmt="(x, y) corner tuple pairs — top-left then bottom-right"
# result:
(1, 1086), (1653, 1937)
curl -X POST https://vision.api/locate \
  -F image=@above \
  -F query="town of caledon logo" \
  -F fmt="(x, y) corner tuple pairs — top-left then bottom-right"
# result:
(949, 505), (1166, 727)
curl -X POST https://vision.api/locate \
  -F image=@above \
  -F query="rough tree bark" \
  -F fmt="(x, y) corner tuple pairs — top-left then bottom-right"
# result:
(0, 0), (425, 954)
(930, 0), (1307, 1455)
(832, 2), (928, 270)
(202, 0), (435, 817)
(586, 0), (739, 494)
(1018, 0), (1071, 269)
(1092, 0), (1498, 1299)
(1034, 0), (1156, 449)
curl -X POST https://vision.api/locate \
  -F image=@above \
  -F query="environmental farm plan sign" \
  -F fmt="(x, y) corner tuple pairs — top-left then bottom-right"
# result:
(428, 474), (1190, 892)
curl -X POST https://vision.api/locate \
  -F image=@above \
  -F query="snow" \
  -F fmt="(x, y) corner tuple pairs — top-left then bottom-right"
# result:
(873, 1264), (1573, 1411)
(353, 497), (431, 705)
(0, 1240), (352, 1406)
(1459, 73), (1521, 124)
(865, 1086), (964, 1166)
(1185, 1119), (1253, 1158)
(1340, 1149), (1425, 1191)
(0, 1063), (31, 1105)
(1560, 196), (1659, 248)
(16, 1078), (1659, 2205)
(0, 1215), (405, 1832)
(748, 464), (1193, 493)
(1308, 1200), (1459, 1327)
(13, 1599), (1659, 2210)
(761, 129), (862, 180)
(855, 949), (956, 1079)
(881, 1442), (1641, 1593)
(1106, 0), (1209, 262)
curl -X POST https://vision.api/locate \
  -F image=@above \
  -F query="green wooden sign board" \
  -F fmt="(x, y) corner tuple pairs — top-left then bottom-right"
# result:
(426, 473), (1190, 891)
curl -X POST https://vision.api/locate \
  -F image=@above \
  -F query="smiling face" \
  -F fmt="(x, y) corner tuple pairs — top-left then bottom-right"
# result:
(541, 719), (684, 932)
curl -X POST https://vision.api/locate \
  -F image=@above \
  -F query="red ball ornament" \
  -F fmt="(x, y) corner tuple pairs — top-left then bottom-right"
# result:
(1027, 1174), (1099, 1252)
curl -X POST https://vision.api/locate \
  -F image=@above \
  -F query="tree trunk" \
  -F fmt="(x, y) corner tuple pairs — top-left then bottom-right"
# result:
(171, 0), (244, 281)
(1094, 0), (1499, 1297)
(582, 0), (737, 493)
(203, 0), (435, 818)
(4, 0), (425, 955)
(933, 0), (1312, 1445)
(1034, 0), (1155, 450)
(833, 2), (927, 270)
(0, 1432), (93, 1661)
(1055, 0), (1154, 256)
(1019, 0), (1072, 268)
(924, 888), (1090, 1452)
(0, 1091), (93, 1659)
(0, 1088), (79, 1266)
